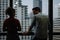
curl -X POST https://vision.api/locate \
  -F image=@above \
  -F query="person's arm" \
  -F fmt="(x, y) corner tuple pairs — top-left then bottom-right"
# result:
(3, 21), (7, 31)
(23, 17), (36, 34)
(17, 20), (21, 31)
(28, 17), (36, 32)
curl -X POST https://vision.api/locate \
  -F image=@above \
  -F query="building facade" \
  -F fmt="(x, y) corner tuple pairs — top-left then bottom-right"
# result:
(0, 0), (9, 33)
(17, 6), (31, 32)
(0, 0), (32, 40)
(0, 0), (9, 40)
(33, 0), (42, 10)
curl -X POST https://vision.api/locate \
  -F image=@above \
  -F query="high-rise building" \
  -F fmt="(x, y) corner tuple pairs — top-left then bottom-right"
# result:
(13, 0), (29, 32)
(17, 5), (30, 31)
(0, 0), (9, 32)
(33, 0), (42, 10)
(13, 0), (29, 28)
(13, 0), (19, 18)
(53, 4), (60, 40)
(53, 18), (60, 40)
(17, 6), (28, 19)
(16, 0), (32, 40)
(58, 6), (60, 17)
(18, 0), (22, 6)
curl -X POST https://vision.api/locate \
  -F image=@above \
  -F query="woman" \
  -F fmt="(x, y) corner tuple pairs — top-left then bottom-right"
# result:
(3, 7), (21, 40)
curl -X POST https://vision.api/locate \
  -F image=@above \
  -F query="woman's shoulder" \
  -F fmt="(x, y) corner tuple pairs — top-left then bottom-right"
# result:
(3, 18), (10, 24)
(14, 18), (19, 21)
(14, 18), (20, 22)
(4, 18), (9, 22)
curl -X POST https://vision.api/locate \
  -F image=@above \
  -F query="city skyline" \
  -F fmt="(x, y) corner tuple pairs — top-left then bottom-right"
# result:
(22, 0), (48, 15)
(53, 0), (60, 18)
(22, 0), (60, 18)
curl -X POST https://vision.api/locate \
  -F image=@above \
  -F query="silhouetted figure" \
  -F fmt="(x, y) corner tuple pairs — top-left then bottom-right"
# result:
(3, 7), (21, 40)
(26, 7), (49, 40)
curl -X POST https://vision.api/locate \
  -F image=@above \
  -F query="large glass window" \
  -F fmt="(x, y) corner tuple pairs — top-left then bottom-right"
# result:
(53, 0), (60, 40)
(0, 0), (49, 40)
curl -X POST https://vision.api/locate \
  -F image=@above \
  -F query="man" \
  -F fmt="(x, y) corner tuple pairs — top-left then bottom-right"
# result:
(26, 7), (49, 40)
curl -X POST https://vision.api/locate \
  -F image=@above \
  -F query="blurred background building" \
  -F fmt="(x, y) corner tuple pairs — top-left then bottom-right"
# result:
(0, 0), (9, 33)
(58, 5), (60, 17)
(33, 0), (42, 11)
(0, 0), (9, 40)
(53, 1), (60, 40)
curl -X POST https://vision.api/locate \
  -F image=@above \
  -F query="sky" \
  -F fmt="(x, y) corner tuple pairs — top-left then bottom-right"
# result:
(22, 0), (60, 18)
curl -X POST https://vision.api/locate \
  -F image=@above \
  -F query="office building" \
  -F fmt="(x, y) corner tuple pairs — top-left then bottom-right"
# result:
(33, 0), (42, 10)
(0, 0), (9, 32)
(0, 0), (32, 40)
(58, 6), (60, 17)
(0, 0), (9, 40)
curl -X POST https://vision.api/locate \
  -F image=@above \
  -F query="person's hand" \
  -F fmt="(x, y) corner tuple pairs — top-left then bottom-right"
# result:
(23, 26), (31, 35)
(23, 31), (29, 35)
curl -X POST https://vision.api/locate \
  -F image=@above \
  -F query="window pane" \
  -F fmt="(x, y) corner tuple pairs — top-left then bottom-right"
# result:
(53, 0), (60, 40)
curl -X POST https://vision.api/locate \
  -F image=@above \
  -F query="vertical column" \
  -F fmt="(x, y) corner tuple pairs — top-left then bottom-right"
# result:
(10, 0), (13, 8)
(49, 0), (53, 40)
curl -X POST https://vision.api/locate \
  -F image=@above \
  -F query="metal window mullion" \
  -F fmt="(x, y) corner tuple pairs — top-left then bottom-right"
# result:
(49, 0), (53, 40)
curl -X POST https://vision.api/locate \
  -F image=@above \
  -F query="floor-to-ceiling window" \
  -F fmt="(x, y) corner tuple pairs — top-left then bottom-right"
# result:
(0, 0), (50, 40)
(53, 0), (60, 40)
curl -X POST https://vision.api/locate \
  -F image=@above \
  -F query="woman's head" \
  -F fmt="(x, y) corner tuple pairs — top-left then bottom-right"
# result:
(6, 7), (15, 17)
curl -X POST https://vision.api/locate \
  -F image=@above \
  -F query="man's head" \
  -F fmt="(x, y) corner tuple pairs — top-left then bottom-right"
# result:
(32, 7), (41, 15)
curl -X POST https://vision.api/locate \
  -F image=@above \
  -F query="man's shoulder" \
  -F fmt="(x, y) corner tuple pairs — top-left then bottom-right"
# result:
(37, 14), (49, 22)
(37, 13), (48, 19)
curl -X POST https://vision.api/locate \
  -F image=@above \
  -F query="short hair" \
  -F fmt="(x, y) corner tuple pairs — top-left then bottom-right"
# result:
(5, 7), (15, 16)
(32, 7), (41, 12)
